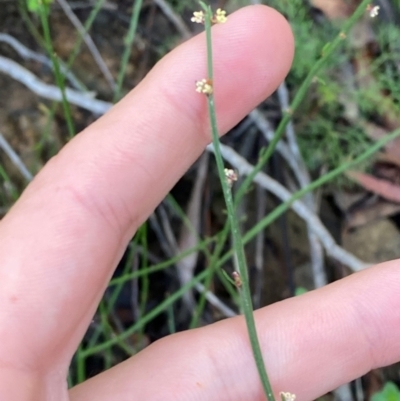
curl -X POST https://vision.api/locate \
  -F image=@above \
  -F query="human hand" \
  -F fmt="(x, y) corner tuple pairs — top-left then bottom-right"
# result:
(0, 5), (399, 401)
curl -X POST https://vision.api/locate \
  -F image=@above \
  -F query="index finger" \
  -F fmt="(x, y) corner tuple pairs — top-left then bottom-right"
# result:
(0, 5), (294, 373)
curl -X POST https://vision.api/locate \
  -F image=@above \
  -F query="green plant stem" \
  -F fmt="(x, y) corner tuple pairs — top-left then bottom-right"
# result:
(107, 243), (136, 311)
(99, 301), (113, 370)
(138, 223), (150, 340)
(166, 193), (240, 316)
(190, 222), (241, 330)
(76, 344), (86, 384)
(167, 299), (176, 334)
(64, 0), (106, 86)
(235, 0), (371, 203)
(80, 125), (400, 360)
(189, 221), (231, 328)
(38, 4), (75, 137)
(166, 194), (236, 328)
(108, 236), (213, 286)
(77, 0), (381, 370)
(18, 1), (48, 51)
(137, 224), (149, 316)
(200, 3), (275, 401)
(81, 268), (210, 357)
(0, 165), (19, 201)
(84, 236), (144, 353)
(113, 0), (143, 101)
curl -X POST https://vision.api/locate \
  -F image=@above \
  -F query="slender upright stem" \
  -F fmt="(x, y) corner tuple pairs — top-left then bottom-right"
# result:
(38, 4), (75, 137)
(200, 3), (275, 401)
(114, 0), (143, 102)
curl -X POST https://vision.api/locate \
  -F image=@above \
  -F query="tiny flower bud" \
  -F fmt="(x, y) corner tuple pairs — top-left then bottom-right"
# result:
(232, 271), (242, 288)
(224, 168), (238, 187)
(195, 78), (213, 95)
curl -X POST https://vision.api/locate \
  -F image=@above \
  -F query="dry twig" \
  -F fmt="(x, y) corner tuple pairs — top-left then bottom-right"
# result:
(176, 153), (209, 309)
(153, 0), (191, 39)
(0, 133), (33, 182)
(0, 33), (83, 90)
(277, 82), (326, 288)
(0, 55), (111, 114)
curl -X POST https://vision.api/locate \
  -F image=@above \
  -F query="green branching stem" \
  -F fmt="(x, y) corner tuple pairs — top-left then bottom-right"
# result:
(113, 0), (143, 102)
(218, 127), (400, 270)
(80, 268), (210, 357)
(77, 0), (397, 377)
(200, 3), (275, 401)
(38, 4), (75, 137)
(205, 0), (373, 298)
(235, 0), (372, 203)
(80, 125), (400, 359)
(64, 0), (107, 90)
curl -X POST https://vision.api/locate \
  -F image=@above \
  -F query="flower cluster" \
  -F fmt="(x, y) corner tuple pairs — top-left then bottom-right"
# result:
(191, 10), (205, 24)
(213, 8), (227, 24)
(280, 392), (296, 401)
(367, 4), (380, 18)
(191, 8), (227, 25)
(195, 79), (213, 95)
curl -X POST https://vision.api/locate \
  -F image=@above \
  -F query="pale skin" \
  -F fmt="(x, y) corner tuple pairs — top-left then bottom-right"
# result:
(0, 5), (399, 401)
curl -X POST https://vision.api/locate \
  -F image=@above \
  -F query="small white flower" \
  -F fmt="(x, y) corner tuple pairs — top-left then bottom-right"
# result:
(368, 5), (380, 18)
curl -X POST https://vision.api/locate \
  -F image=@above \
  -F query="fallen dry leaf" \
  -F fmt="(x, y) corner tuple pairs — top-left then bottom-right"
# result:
(343, 218), (400, 263)
(346, 170), (400, 203)
(310, 0), (352, 20)
(345, 199), (400, 229)
(377, 152), (400, 170)
(362, 121), (400, 164)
